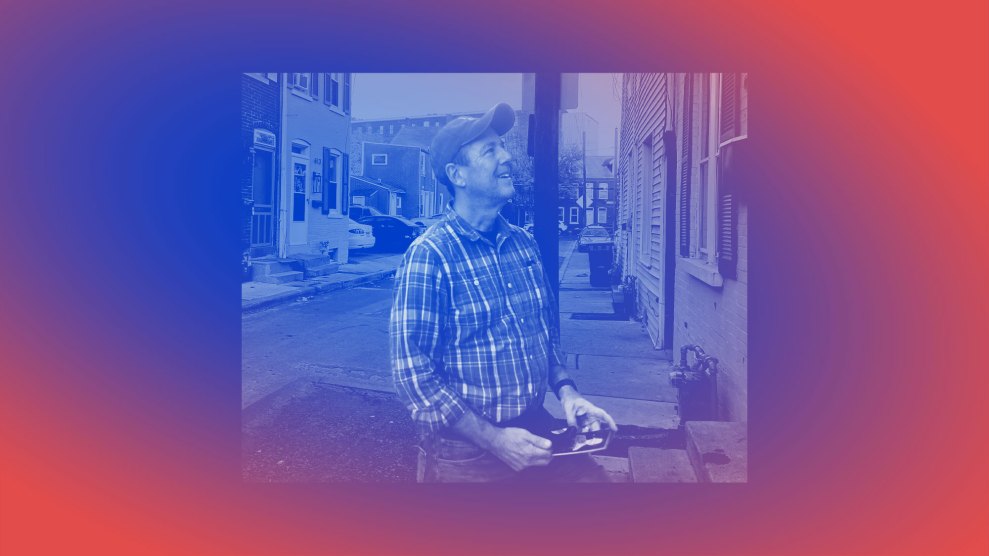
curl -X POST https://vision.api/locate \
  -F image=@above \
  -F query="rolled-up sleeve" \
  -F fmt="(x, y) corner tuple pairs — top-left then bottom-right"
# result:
(390, 241), (469, 434)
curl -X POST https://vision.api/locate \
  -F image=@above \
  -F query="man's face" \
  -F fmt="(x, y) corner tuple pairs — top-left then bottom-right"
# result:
(455, 129), (514, 207)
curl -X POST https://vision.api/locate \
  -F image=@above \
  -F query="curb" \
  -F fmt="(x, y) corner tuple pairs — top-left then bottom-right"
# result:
(242, 269), (396, 314)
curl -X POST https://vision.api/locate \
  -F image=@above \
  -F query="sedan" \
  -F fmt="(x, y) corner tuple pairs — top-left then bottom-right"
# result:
(358, 215), (425, 251)
(577, 225), (613, 252)
(347, 218), (375, 250)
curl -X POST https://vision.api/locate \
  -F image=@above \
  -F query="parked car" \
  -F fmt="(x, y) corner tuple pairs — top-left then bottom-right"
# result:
(348, 205), (385, 221)
(577, 225), (613, 252)
(412, 213), (446, 228)
(347, 218), (375, 251)
(358, 215), (425, 251)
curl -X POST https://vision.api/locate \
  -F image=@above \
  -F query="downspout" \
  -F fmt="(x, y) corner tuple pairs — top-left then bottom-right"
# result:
(277, 73), (290, 258)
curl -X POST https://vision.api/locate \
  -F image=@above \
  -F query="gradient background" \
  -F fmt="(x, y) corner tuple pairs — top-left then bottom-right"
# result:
(2, 1), (987, 554)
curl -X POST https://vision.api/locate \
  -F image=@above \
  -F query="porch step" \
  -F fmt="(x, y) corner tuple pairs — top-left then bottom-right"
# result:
(628, 447), (697, 482)
(286, 254), (339, 278)
(304, 262), (340, 278)
(257, 270), (304, 284)
(685, 421), (747, 483)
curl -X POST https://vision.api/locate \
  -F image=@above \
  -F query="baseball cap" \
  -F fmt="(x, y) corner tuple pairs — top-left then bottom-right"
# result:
(430, 102), (515, 188)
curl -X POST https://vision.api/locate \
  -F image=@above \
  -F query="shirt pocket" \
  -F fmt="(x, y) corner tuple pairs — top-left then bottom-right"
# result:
(449, 275), (493, 344)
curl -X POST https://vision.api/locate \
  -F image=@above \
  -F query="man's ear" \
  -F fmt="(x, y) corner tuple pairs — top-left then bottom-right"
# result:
(445, 162), (465, 187)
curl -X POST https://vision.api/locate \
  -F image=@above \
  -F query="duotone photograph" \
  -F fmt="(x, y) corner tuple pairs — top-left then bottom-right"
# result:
(241, 73), (748, 482)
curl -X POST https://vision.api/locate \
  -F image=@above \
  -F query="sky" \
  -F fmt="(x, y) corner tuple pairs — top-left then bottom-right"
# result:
(351, 73), (622, 154)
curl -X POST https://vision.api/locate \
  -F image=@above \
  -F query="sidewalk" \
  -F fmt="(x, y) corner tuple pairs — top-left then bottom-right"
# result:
(545, 242), (678, 431)
(241, 251), (404, 313)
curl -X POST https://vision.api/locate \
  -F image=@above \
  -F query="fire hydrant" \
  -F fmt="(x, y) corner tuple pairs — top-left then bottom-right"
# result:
(669, 344), (719, 428)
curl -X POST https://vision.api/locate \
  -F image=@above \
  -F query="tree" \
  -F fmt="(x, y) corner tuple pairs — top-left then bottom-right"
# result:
(558, 144), (584, 202)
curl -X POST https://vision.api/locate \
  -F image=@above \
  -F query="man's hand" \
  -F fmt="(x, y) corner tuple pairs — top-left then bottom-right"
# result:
(559, 385), (618, 432)
(486, 427), (553, 471)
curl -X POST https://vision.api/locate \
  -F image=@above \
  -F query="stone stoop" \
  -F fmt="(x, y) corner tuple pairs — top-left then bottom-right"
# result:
(684, 421), (747, 483)
(287, 254), (340, 278)
(628, 447), (698, 482)
(251, 259), (304, 284)
(591, 455), (632, 483)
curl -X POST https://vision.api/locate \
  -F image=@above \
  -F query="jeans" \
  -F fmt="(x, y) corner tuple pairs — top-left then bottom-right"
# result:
(417, 407), (610, 483)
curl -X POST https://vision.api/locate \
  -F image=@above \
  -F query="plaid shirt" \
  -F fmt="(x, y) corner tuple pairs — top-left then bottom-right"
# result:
(390, 206), (570, 435)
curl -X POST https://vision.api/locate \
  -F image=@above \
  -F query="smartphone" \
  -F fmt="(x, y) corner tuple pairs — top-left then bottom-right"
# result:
(548, 426), (613, 457)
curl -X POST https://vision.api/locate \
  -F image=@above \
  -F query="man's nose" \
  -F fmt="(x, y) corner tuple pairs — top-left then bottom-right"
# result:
(498, 146), (513, 164)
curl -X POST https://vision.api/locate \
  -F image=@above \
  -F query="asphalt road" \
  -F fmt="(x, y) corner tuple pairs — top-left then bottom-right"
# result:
(241, 238), (581, 482)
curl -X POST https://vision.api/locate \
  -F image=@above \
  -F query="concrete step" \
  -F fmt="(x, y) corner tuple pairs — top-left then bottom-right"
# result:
(591, 455), (631, 483)
(685, 421), (747, 483)
(628, 447), (697, 483)
(305, 262), (340, 277)
(256, 270), (304, 284)
(287, 253), (336, 268)
(251, 259), (298, 281)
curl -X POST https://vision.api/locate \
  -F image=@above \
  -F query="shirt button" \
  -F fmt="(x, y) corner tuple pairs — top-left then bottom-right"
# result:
(520, 317), (526, 323)
(507, 283), (513, 289)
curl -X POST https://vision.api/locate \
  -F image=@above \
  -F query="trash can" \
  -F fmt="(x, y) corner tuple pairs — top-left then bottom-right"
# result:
(587, 246), (613, 287)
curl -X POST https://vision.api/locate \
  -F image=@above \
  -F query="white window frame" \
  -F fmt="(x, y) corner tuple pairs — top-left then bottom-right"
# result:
(289, 73), (314, 100)
(695, 73), (720, 266)
(325, 150), (341, 215)
(371, 153), (388, 166)
(598, 183), (609, 199)
(569, 207), (579, 225)
(558, 207), (564, 222)
(597, 206), (608, 224)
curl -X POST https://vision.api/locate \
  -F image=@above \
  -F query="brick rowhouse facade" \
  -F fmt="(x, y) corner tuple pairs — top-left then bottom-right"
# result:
(241, 73), (281, 259)
(617, 73), (748, 421)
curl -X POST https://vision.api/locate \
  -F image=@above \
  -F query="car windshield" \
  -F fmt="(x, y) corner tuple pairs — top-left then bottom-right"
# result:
(583, 228), (609, 237)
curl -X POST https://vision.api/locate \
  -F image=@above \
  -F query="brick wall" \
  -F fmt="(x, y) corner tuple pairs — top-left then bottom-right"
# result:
(672, 203), (748, 421)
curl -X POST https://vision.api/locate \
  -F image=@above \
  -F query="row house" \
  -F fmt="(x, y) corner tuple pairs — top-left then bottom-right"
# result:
(361, 141), (443, 220)
(351, 109), (534, 224)
(564, 155), (617, 232)
(617, 73), (749, 422)
(242, 73), (281, 260)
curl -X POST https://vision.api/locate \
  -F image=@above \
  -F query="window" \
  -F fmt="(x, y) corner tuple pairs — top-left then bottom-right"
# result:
(290, 73), (313, 97)
(371, 154), (388, 165)
(325, 154), (338, 211)
(598, 207), (608, 224)
(569, 207), (579, 224)
(696, 74), (718, 260)
(679, 72), (744, 287)
(323, 73), (341, 109)
(586, 209), (594, 225)
(558, 207), (564, 222)
(343, 73), (352, 114)
(598, 184), (608, 199)
(420, 153), (426, 177)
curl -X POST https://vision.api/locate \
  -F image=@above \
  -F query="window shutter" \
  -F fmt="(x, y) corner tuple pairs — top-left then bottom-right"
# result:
(678, 74), (692, 257)
(343, 73), (352, 114)
(719, 73), (741, 143)
(322, 147), (331, 215)
(310, 73), (319, 97)
(342, 153), (350, 213)
(716, 140), (745, 279)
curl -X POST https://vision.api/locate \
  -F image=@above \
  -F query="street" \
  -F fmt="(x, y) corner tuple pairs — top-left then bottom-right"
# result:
(242, 238), (679, 482)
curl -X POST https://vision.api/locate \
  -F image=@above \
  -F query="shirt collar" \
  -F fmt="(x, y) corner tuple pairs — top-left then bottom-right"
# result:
(443, 202), (511, 246)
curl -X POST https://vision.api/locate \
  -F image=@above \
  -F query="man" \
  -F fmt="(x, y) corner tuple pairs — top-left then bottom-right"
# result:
(390, 102), (616, 482)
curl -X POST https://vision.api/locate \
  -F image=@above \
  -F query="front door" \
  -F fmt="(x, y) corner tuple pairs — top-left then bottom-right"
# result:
(250, 149), (276, 256)
(289, 152), (309, 249)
